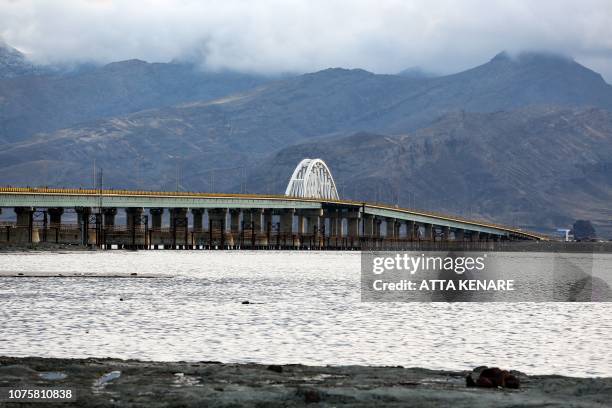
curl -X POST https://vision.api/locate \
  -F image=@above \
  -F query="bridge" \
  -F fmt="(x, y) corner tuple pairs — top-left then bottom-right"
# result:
(0, 159), (545, 249)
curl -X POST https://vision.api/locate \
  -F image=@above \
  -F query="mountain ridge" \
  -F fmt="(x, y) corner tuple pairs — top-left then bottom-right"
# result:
(1, 48), (611, 236)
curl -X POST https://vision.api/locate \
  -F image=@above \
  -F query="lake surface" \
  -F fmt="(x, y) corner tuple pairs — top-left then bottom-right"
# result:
(1, 251), (611, 377)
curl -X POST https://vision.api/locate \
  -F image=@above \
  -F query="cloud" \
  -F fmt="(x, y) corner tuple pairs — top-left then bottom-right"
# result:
(2, 0), (612, 79)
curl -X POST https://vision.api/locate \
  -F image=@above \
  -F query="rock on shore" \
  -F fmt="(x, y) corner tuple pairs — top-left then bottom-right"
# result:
(1, 357), (611, 407)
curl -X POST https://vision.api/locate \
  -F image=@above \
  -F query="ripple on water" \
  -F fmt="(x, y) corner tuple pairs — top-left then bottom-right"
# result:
(0, 251), (611, 377)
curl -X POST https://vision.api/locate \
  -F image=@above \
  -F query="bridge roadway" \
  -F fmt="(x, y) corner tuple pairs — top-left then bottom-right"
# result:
(0, 187), (545, 248)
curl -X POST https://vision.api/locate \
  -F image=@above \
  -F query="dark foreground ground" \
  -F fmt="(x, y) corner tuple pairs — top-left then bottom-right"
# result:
(1, 357), (611, 407)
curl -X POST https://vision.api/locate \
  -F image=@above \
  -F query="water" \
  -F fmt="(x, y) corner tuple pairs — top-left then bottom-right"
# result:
(1, 251), (611, 377)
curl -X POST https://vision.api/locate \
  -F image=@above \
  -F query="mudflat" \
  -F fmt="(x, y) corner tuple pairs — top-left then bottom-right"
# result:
(1, 357), (611, 407)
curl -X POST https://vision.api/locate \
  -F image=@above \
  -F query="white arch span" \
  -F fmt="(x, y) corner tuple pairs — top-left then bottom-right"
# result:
(285, 158), (340, 200)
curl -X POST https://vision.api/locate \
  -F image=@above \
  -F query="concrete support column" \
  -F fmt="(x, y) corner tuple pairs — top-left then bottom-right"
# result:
(149, 208), (163, 230)
(75, 207), (91, 230)
(336, 214), (344, 237)
(297, 214), (307, 235)
(307, 216), (320, 234)
(15, 207), (34, 227)
(347, 217), (360, 238)
(124, 208), (144, 248)
(230, 209), (241, 233)
(14, 207), (34, 243)
(373, 217), (382, 238)
(102, 207), (117, 228)
(75, 207), (91, 246)
(406, 221), (415, 240)
(424, 224), (434, 241)
(170, 208), (188, 227)
(208, 208), (228, 230)
(263, 209), (273, 233)
(454, 229), (465, 241)
(280, 209), (294, 234)
(126, 208), (144, 229)
(471, 231), (481, 242)
(244, 209), (263, 232)
(297, 209), (323, 248)
(254, 209), (264, 232)
(323, 211), (335, 237)
(192, 209), (204, 232)
(363, 214), (374, 237)
(441, 226), (451, 241)
(48, 207), (64, 227)
(386, 218), (397, 239)
(148, 208), (163, 249)
(169, 208), (188, 248)
(208, 208), (228, 248)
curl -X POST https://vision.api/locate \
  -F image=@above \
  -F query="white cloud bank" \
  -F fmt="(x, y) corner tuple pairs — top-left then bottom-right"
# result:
(2, 0), (612, 79)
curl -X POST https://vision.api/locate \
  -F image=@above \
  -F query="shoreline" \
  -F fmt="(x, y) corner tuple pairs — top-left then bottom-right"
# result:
(1, 357), (610, 407)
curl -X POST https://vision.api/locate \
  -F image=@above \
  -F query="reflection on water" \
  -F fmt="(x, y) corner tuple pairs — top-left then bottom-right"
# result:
(1, 251), (611, 377)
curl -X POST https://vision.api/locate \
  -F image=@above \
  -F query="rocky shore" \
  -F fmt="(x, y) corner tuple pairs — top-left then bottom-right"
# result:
(1, 357), (611, 407)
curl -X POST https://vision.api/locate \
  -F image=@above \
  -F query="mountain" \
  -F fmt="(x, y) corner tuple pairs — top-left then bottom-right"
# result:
(1, 50), (611, 235)
(353, 51), (612, 133)
(4, 50), (612, 146)
(245, 107), (612, 236)
(0, 58), (273, 143)
(0, 42), (40, 79)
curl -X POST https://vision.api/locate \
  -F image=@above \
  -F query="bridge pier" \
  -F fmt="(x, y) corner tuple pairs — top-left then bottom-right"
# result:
(126, 208), (143, 229)
(125, 208), (144, 249)
(13, 207), (34, 244)
(441, 226), (450, 241)
(347, 211), (360, 249)
(149, 208), (163, 249)
(455, 229), (465, 241)
(299, 210), (319, 249)
(279, 209), (294, 249)
(208, 208), (228, 249)
(48, 207), (63, 227)
(423, 223), (434, 241)
(170, 208), (188, 249)
(242, 209), (254, 248)
(191, 208), (205, 249)
(250, 209), (265, 248)
(44, 207), (64, 244)
(363, 214), (374, 238)
(328, 209), (344, 249)
(406, 220), (416, 241)
(229, 209), (241, 249)
(386, 218), (397, 239)
(102, 207), (116, 229)
(297, 214), (306, 234)
(75, 207), (92, 246)
(263, 209), (273, 248)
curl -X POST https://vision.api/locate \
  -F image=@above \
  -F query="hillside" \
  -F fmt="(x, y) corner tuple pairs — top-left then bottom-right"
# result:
(245, 107), (612, 236)
(0, 59), (272, 143)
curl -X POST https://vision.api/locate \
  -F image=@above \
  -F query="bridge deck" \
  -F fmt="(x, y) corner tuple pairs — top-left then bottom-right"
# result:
(0, 187), (545, 240)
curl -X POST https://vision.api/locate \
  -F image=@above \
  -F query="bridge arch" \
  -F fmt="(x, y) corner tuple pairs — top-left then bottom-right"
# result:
(285, 158), (340, 200)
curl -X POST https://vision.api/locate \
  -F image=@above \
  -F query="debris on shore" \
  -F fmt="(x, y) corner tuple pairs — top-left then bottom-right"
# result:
(466, 366), (521, 389)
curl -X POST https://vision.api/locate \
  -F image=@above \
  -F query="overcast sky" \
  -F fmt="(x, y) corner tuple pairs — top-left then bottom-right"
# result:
(2, 0), (612, 80)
